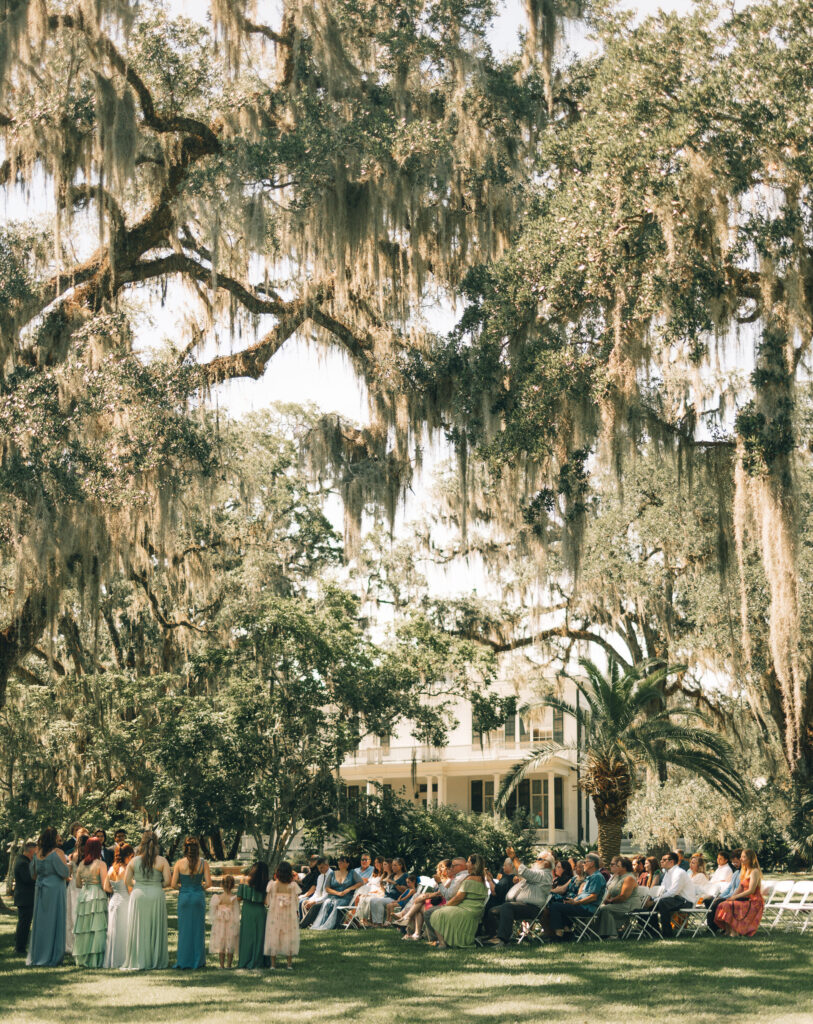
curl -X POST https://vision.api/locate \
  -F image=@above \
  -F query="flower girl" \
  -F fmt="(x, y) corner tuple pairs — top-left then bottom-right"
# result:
(209, 874), (240, 968)
(264, 861), (300, 970)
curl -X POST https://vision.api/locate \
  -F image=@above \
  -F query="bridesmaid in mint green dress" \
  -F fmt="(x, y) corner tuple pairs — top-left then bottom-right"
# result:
(73, 837), (109, 967)
(431, 855), (488, 948)
(172, 837), (212, 969)
(237, 862), (269, 968)
(121, 831), (171, 970)
(27, 827), (70, 967)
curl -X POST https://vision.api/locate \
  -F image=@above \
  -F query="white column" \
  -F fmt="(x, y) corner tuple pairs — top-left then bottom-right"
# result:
(437, 774), (446, 806)
(366, 780), (374, 797)
(547, 772), (556, 843)
(492, 773), (501, 817)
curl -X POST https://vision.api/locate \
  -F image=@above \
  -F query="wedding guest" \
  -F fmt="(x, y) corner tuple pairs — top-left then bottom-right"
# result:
(73, 837), (109, 967)
(310, 855), (364, 930)
(13, 842), (37, 957)
(424, 856), (468, 941)
(643, 851), (695, 938)
(431, 855), (488, 948)
(714, 849), (764, 937)
(27, 828), (70, 967)
(122, 831), (171, 970)
(103, 843), (134, 969)
(265, 861), (301, 970)
(94, 829), (115, 870)
(66, 829), (89, 954)
(172, 836), (211, 969)
(483, 847), (553, 946)
(704, 850), (741, 934)
(211, 874), (241, 968)
(639, 856), (661, 888)
(595, 856), (641, 938)
(548, 853), (607, 940)
(237, 862), (269, 968)
(61, 822), (83, 857)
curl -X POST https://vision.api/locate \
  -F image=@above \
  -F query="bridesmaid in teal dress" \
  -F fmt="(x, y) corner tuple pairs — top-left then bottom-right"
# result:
(121, 831), (171, 970)
(172, 836), (212, 969)
(237, 862), (269, 968)
(27, 827), (70, 967)
(73, 837), (109, 967)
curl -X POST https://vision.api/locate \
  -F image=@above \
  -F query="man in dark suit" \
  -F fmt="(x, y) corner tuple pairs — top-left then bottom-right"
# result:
(13, 842), (37, 955)
(61, 822), (83, 856)
(94, 829), (115, 869)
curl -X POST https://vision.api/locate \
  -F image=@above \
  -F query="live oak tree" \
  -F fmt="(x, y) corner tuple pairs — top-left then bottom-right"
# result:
(419, 0), (813, 803)
(0, 0), (562, 703)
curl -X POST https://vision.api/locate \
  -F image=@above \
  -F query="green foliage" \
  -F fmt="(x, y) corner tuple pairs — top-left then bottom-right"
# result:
(337, 790), (536, 874)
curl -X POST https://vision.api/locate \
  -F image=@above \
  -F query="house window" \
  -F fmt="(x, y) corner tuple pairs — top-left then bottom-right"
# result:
(504, 779), (531, 818)
(531, 778), (548, 828)
(470, 779), (494, 813)
(504, 715), (528, 742)
(377, 733), (391, 754)
(552, 709), (564, 743)
(554, 776), (564, 830)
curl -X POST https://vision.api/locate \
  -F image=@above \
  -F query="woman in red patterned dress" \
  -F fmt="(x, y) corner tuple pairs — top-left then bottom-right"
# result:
(714, 849), (764, 936)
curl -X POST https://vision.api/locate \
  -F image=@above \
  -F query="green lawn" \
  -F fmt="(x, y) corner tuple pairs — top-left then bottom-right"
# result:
(2, 903), (812, 1024)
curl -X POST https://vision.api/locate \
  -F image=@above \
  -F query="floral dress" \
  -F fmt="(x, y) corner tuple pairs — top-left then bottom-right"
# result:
(714, 870), (765, 936)
(264, 880), (301, 957)
(209, 892), (240, 954)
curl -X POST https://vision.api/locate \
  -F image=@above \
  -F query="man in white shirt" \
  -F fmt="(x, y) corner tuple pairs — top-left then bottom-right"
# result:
(299, 858), (331, 927)
(644, 851), (696, 937)
(424, 856), (468, 941)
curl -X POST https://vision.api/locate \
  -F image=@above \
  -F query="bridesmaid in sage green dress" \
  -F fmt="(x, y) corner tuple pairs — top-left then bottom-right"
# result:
(237, 862), (269, 968)
(172, 836), (212, 969)
(121, 831), (171, 970)
(27, 827), (70, 967)
(73, 837), (109, 967)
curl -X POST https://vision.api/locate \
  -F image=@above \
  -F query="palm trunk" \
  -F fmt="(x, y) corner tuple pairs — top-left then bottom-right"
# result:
(594, 812), (626, 862)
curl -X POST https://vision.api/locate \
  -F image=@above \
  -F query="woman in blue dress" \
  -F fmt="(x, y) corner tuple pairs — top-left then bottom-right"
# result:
(27, 827), (70, 967)
(309, 856), (363, 930)
(171, 836), (211, 969)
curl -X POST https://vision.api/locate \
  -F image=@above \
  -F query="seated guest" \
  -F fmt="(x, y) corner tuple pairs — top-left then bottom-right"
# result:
(386, 874), (417, 921)
(688, 853), (709, 889)
(395, 859), (450, 939)
(356, 852), (374, 881)
(355, 865), (385, 923)
(707, 850), (734, 895)
(639, 856), (662, 888)
(423, 857), (469, 942)
(310, 855), (363, 930)
(297, 855), (321, 898)
(368, 857), (408, 925)
(548, 853), (606, 940)
(676, 849), (691, 872)
(484, 846), (552, 946)
(431, 855), (489, 948)
(299, 858), (331, 927)
(483, 857), (517, 915)
(643, 851), (695, 937)
(703, 849), (741, 934)
(714, 849), (764, 937)
(595, 856), (641, 938)
(633, 856), (646, 881)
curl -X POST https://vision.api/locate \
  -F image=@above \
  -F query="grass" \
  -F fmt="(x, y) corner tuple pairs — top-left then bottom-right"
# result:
(2, 898), (813, 1024)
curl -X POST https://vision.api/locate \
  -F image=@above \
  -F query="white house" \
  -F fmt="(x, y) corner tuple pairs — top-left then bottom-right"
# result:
(339, 675), (597, 846)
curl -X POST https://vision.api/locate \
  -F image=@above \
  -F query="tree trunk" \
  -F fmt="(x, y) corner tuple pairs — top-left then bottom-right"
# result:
(227, 832), (243, 861)
(594, 812), (625, 862)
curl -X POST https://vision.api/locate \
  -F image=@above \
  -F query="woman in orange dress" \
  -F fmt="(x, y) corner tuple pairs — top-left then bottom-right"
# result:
(714, 849), (764, 936)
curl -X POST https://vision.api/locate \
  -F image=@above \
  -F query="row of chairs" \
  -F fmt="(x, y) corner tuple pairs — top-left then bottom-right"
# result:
(573, 879), (813, 943)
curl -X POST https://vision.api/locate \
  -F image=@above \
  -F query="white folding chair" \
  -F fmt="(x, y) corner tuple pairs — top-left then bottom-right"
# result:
(762, 880), (793, 930)
(770, 880), (807, 931)
(516, 897), (550, 945)
(572, 907), (603, 943)
(786, 881), (813, 933)
(621, 885), (663, 941)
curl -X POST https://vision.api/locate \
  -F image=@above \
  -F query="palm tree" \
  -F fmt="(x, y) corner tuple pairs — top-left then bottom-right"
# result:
(496, 659), (744, 861)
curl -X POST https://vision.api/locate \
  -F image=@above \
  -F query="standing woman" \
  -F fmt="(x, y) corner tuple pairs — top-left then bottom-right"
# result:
(27, 827), (70, 967)
(714, 849), (765, 937)
(172, 836), (212, 969)
(237, 862), (269, 968)
(121, 831), (171, 970)
(65, 830), (89, 954)
(73, 837), (109, 967)
(104, 843), (134, 969)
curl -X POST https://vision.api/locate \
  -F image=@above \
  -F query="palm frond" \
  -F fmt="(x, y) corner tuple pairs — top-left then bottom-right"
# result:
(495, 742), (577, 809)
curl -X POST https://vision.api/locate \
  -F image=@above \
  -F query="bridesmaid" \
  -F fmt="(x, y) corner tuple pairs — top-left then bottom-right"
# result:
(237, 862), (269, 969)
(73, 837), (109, 967)
(65, 830), (89, 954)
(172, 836), (211, 969)
(103, 843), (134, 969)
(121, 830), (171, 970)
(27, 827), (70, 967)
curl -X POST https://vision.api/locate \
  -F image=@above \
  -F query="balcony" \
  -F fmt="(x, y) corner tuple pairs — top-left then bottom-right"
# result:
(343, 738), (572, 768)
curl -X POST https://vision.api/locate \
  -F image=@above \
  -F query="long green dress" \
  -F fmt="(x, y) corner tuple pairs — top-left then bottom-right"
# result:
(237, 884), (268, 968)
(73, 863), (108, 967)
(432, 879), (488, 947)
(121, 856), (168, 971)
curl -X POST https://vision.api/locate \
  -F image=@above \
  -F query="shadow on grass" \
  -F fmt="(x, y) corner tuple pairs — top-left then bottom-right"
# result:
(2, 914), (812, 1024)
